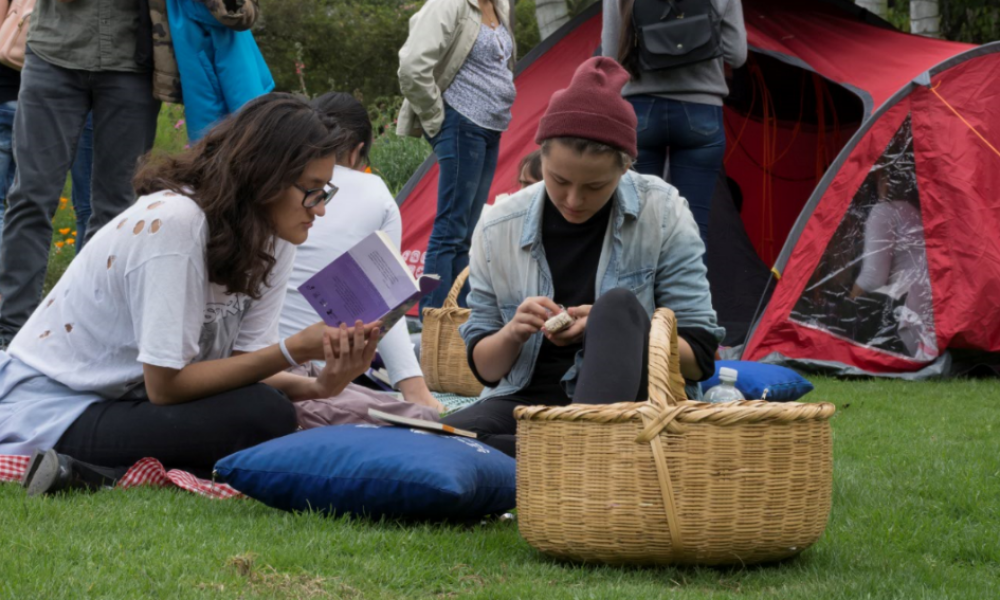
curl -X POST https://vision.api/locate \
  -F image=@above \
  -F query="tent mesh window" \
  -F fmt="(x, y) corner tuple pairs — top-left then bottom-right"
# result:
(789, 115), (938, 361)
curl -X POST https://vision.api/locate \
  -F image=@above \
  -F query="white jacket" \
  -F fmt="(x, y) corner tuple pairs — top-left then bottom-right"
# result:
(396, 0), (514, 138)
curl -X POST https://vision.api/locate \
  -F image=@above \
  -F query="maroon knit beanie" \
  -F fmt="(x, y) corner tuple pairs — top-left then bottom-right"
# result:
(535, 57), (637, 158)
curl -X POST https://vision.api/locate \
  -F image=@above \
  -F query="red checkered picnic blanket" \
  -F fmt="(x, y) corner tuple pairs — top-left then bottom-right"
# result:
(0, 454), (241, 500)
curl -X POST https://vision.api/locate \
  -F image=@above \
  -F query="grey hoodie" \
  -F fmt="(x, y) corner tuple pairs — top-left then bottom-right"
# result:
(602, 0), (748, 106)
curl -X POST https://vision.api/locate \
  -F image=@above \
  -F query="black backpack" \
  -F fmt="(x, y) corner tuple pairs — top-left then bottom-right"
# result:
(632, 0), (723, 72)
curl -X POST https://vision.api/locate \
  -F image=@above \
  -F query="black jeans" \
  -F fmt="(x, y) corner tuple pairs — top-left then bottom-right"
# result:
(442, 289), (651, 457)
(55, 384), (298, 479)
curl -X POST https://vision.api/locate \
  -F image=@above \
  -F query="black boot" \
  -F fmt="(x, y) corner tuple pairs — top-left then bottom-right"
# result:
(20, 449), (46, 488)
(24, 450), (124, 497)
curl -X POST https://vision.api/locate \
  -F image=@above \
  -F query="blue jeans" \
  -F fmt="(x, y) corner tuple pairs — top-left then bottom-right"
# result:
(628, 96), (725, 245)
(418, 105), (501, 315)
(0, 106), (93, 247)
(0, 100), (17, 236)
(71, 113), (94, 247)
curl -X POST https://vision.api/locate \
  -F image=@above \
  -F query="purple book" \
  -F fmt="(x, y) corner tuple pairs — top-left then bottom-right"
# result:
(298, 231), (441, 332)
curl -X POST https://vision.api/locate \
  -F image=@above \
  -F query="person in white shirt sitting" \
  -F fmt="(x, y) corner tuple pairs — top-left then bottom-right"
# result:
(4, 94), (384, 495)
(280, 92), (444, 413)
(850, 162), (936, 360)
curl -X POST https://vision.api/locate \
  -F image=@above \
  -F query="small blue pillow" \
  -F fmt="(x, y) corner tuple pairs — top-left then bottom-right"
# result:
(214, 425), (515, 520)
(703, 360), (814, 401)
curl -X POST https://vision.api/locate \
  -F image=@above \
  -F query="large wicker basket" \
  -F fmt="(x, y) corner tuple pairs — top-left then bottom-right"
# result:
(515, 309), (836, 566)
(420, 267), (484, 398)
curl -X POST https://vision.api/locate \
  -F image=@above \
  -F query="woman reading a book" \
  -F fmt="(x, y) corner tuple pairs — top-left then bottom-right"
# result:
(1, 94), (385, 495)
(441, 58), (723, 457)
(280, 92), (444, 416)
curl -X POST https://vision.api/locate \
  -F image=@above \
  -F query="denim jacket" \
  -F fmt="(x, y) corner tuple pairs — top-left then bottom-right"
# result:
(460, 171), (724, 401)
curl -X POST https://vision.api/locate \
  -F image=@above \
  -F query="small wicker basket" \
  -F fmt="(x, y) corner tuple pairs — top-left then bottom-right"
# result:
(515, 308), (836, 566)
(420, 267), (485, 398)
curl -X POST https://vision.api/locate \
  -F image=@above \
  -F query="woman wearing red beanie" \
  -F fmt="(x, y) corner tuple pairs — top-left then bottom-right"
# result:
(396, 0), (516, 315)
(441, 57), (723, 457)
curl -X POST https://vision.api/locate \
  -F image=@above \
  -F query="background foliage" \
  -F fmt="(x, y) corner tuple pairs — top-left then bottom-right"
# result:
(252, 0), (553, 195)
(254, 0), (417, 106)
(885, 0), (1000, 43)
(254, 0), (548, 105)
(939, 0), (1000, 44)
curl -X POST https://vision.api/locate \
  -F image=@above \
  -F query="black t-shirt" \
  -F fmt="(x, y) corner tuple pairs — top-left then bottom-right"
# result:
(467, 194), (717, 400)
(513, 195), (614, 403)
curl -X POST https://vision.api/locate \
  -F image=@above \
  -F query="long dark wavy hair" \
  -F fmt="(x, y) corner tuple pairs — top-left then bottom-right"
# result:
(134, 93), (351, 299)
(617, 0), (642, 79)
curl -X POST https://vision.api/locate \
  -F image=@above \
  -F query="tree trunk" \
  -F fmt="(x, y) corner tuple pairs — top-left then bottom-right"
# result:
(910, 0), (941, 38)
(854, 0), (888, 18)
(535, 0), (570, 39)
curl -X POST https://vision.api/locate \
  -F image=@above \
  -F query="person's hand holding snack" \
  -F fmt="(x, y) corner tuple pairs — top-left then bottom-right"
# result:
(544, 305), (590, 346)
(503, 296), (562, 345)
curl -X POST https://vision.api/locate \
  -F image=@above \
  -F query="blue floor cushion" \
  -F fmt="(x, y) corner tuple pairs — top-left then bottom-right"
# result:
(215, 425), (515, 520)
(703, 360), (814, 401)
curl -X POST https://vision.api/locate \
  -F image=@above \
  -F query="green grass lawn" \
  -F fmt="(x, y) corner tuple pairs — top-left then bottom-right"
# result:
(1, 377), (998, 599)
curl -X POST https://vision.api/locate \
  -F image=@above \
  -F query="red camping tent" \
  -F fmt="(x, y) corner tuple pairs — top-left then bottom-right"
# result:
(734, 0), (1000, 376)
(396, 0), (1000, 376)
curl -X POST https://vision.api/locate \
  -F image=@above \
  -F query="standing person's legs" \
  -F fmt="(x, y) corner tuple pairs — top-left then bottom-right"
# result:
(0, 55), (90, 345)
(0, 99), (18, 238)
(70, 112), (94, 247)
(666, 100), (725, 246)
(572, 288), (651, 405)
(419, 106), (499, 315)
(628, 95), (670, 179)
(440, 398), (528, 457)
(54, 384), (298, 477)
(87, 70), (160, 242)
(454, 126), (501, 307)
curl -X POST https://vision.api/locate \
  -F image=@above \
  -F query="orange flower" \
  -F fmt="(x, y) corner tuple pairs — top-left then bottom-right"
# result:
(59, 228), (71, 235)
(66, 238), (76, 246)
(72, 231), (77, 236)
(55, 241), (65, 249)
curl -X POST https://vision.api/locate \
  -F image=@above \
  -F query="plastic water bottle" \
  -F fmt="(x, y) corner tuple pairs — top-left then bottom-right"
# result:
(704, 367), (745, 404)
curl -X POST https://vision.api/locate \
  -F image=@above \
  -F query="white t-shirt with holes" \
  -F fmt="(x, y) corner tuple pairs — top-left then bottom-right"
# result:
(0, 191), (294, 454)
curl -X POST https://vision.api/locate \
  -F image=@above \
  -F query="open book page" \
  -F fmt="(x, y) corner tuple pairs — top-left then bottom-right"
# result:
(368, 408), (477, 439)
(298, 231), (439, 329)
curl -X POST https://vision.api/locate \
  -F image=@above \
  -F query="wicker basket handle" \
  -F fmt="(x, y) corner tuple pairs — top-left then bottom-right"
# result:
(647, 308), (688, 410)
(642, 308), (689, 553)
(444, 267), (471, 309)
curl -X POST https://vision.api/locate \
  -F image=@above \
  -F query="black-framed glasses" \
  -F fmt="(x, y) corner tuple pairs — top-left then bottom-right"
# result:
(294, 183), (339, 208)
